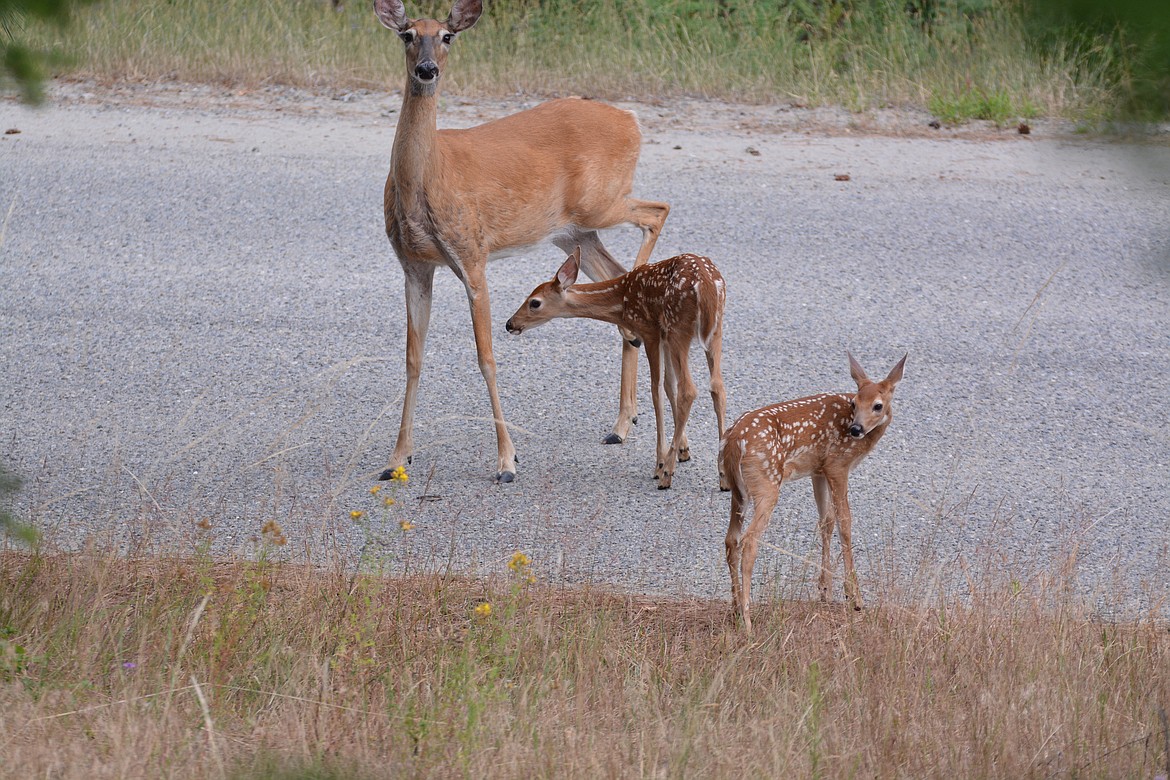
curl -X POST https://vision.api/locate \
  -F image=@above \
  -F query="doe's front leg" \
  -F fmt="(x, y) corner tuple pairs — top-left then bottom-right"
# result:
(464, 265), (518, 484)
(383, 263), (435, 480)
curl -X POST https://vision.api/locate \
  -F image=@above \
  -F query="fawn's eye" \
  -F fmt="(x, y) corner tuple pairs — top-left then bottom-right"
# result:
(441, 32), (454, 44)
(849, 400), (856, 411)
(529, 299), (541, 310)
(873, 402), (883, 412)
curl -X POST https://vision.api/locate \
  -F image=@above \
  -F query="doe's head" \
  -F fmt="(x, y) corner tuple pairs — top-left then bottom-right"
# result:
(505, 247), (581, 336)
(846, 352), (907, 439)
(374, 0), (482, 95)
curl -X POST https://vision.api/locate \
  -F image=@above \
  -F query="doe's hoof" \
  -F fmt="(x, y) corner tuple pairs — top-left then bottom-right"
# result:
(603, 432), (624, 445)
(378, 455), (412, 481)
(496, 470), (515, 484)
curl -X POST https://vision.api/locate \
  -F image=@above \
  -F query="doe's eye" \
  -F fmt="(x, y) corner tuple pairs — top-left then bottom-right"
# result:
(399, 31), (414, 44)
(441, 32), (454, 44)
(873, 402), (883, 412)
(529, 299), (541, 310)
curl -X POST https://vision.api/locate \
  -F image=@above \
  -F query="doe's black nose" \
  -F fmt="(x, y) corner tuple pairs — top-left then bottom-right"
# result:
(415, 61), (439, 81)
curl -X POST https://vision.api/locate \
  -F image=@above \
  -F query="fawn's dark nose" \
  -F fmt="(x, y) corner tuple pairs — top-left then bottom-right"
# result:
(415, 61), (439, 81)
(848, 424), (865, 438)
(505, 318), (520, 334)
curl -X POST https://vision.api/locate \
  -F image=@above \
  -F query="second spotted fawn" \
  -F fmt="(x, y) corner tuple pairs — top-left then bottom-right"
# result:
(720, 353), (906, 632)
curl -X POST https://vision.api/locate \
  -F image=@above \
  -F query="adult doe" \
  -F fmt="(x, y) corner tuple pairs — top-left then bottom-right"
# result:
(720, 353), (906, 632)
(506, 249), (728, 490)
(374, 0), (670, 483)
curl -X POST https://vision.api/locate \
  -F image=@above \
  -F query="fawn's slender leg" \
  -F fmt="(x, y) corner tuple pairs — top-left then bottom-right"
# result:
(661, 351), (690, 463)
(660, 343), (696, 489)
(726, 488), (748, 624)
(704, 321), (728, 490)
(739, 480), (780, 634)
(643, 337), (669, 484)
(812, 474), (835, 602)
(826, 470), (863, 609)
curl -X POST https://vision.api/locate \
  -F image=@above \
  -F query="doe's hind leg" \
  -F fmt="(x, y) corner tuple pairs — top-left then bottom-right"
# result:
(554, 229), (640, 444)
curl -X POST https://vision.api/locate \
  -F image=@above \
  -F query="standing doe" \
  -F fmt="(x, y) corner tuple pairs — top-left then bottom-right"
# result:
(374, 0), (670, 483)
(506, 249), (728, 490)
(720, 353), (906, 632)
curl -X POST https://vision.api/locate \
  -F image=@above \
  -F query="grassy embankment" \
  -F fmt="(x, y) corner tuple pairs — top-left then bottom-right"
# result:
(2, 504), (1168, 778)
(17, 0), (1128, 121)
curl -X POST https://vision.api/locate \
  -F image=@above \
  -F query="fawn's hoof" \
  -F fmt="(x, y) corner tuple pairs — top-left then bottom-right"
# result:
(677, 447), (690, 463)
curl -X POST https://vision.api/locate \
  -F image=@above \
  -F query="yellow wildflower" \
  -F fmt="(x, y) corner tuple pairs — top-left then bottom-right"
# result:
(399, 520), (414, 531)
(350, 510), (364, 521)
(391, 466), (408, 482)
(474, 602), (492, 618)
(508, 551), (531, 572)
(384, 497), (396, 507)
(369, 485), (381, 495)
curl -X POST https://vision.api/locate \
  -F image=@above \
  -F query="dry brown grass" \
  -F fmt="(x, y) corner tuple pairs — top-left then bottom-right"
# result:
(2, 545), (1168, 779)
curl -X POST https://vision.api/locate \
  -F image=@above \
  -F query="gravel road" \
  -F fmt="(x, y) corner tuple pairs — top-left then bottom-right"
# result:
(2, 83), (1168, 616)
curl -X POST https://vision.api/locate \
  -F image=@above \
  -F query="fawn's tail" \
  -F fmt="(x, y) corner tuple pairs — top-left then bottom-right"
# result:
(718, 433), (747, 504)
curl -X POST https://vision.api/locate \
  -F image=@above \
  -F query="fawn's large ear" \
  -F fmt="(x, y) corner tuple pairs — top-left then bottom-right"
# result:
(374, 0), (411, 31)
(883, 354), (907, 388)
(847, 351), (870, 388)
(446, 0), (482, 33)
(555, 247), (581, 290)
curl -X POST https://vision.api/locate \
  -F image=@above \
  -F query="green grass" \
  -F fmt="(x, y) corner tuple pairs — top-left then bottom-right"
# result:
(9, 0), (1129, 119)
(928, 86), (1039, 125)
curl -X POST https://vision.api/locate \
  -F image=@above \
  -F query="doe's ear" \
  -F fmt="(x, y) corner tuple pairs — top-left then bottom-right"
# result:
(883, 354), (907, 387)
(847, 351), (870, 388)
(374, 0), (411, 31)
(555, 247), (582, 290)
(446, 0), (482, 33)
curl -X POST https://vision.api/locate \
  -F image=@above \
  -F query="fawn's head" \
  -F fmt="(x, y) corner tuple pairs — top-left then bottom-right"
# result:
(375, 0), (482, 96)
(505, 247), (582, 335)
(846, 353), (907, 439)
